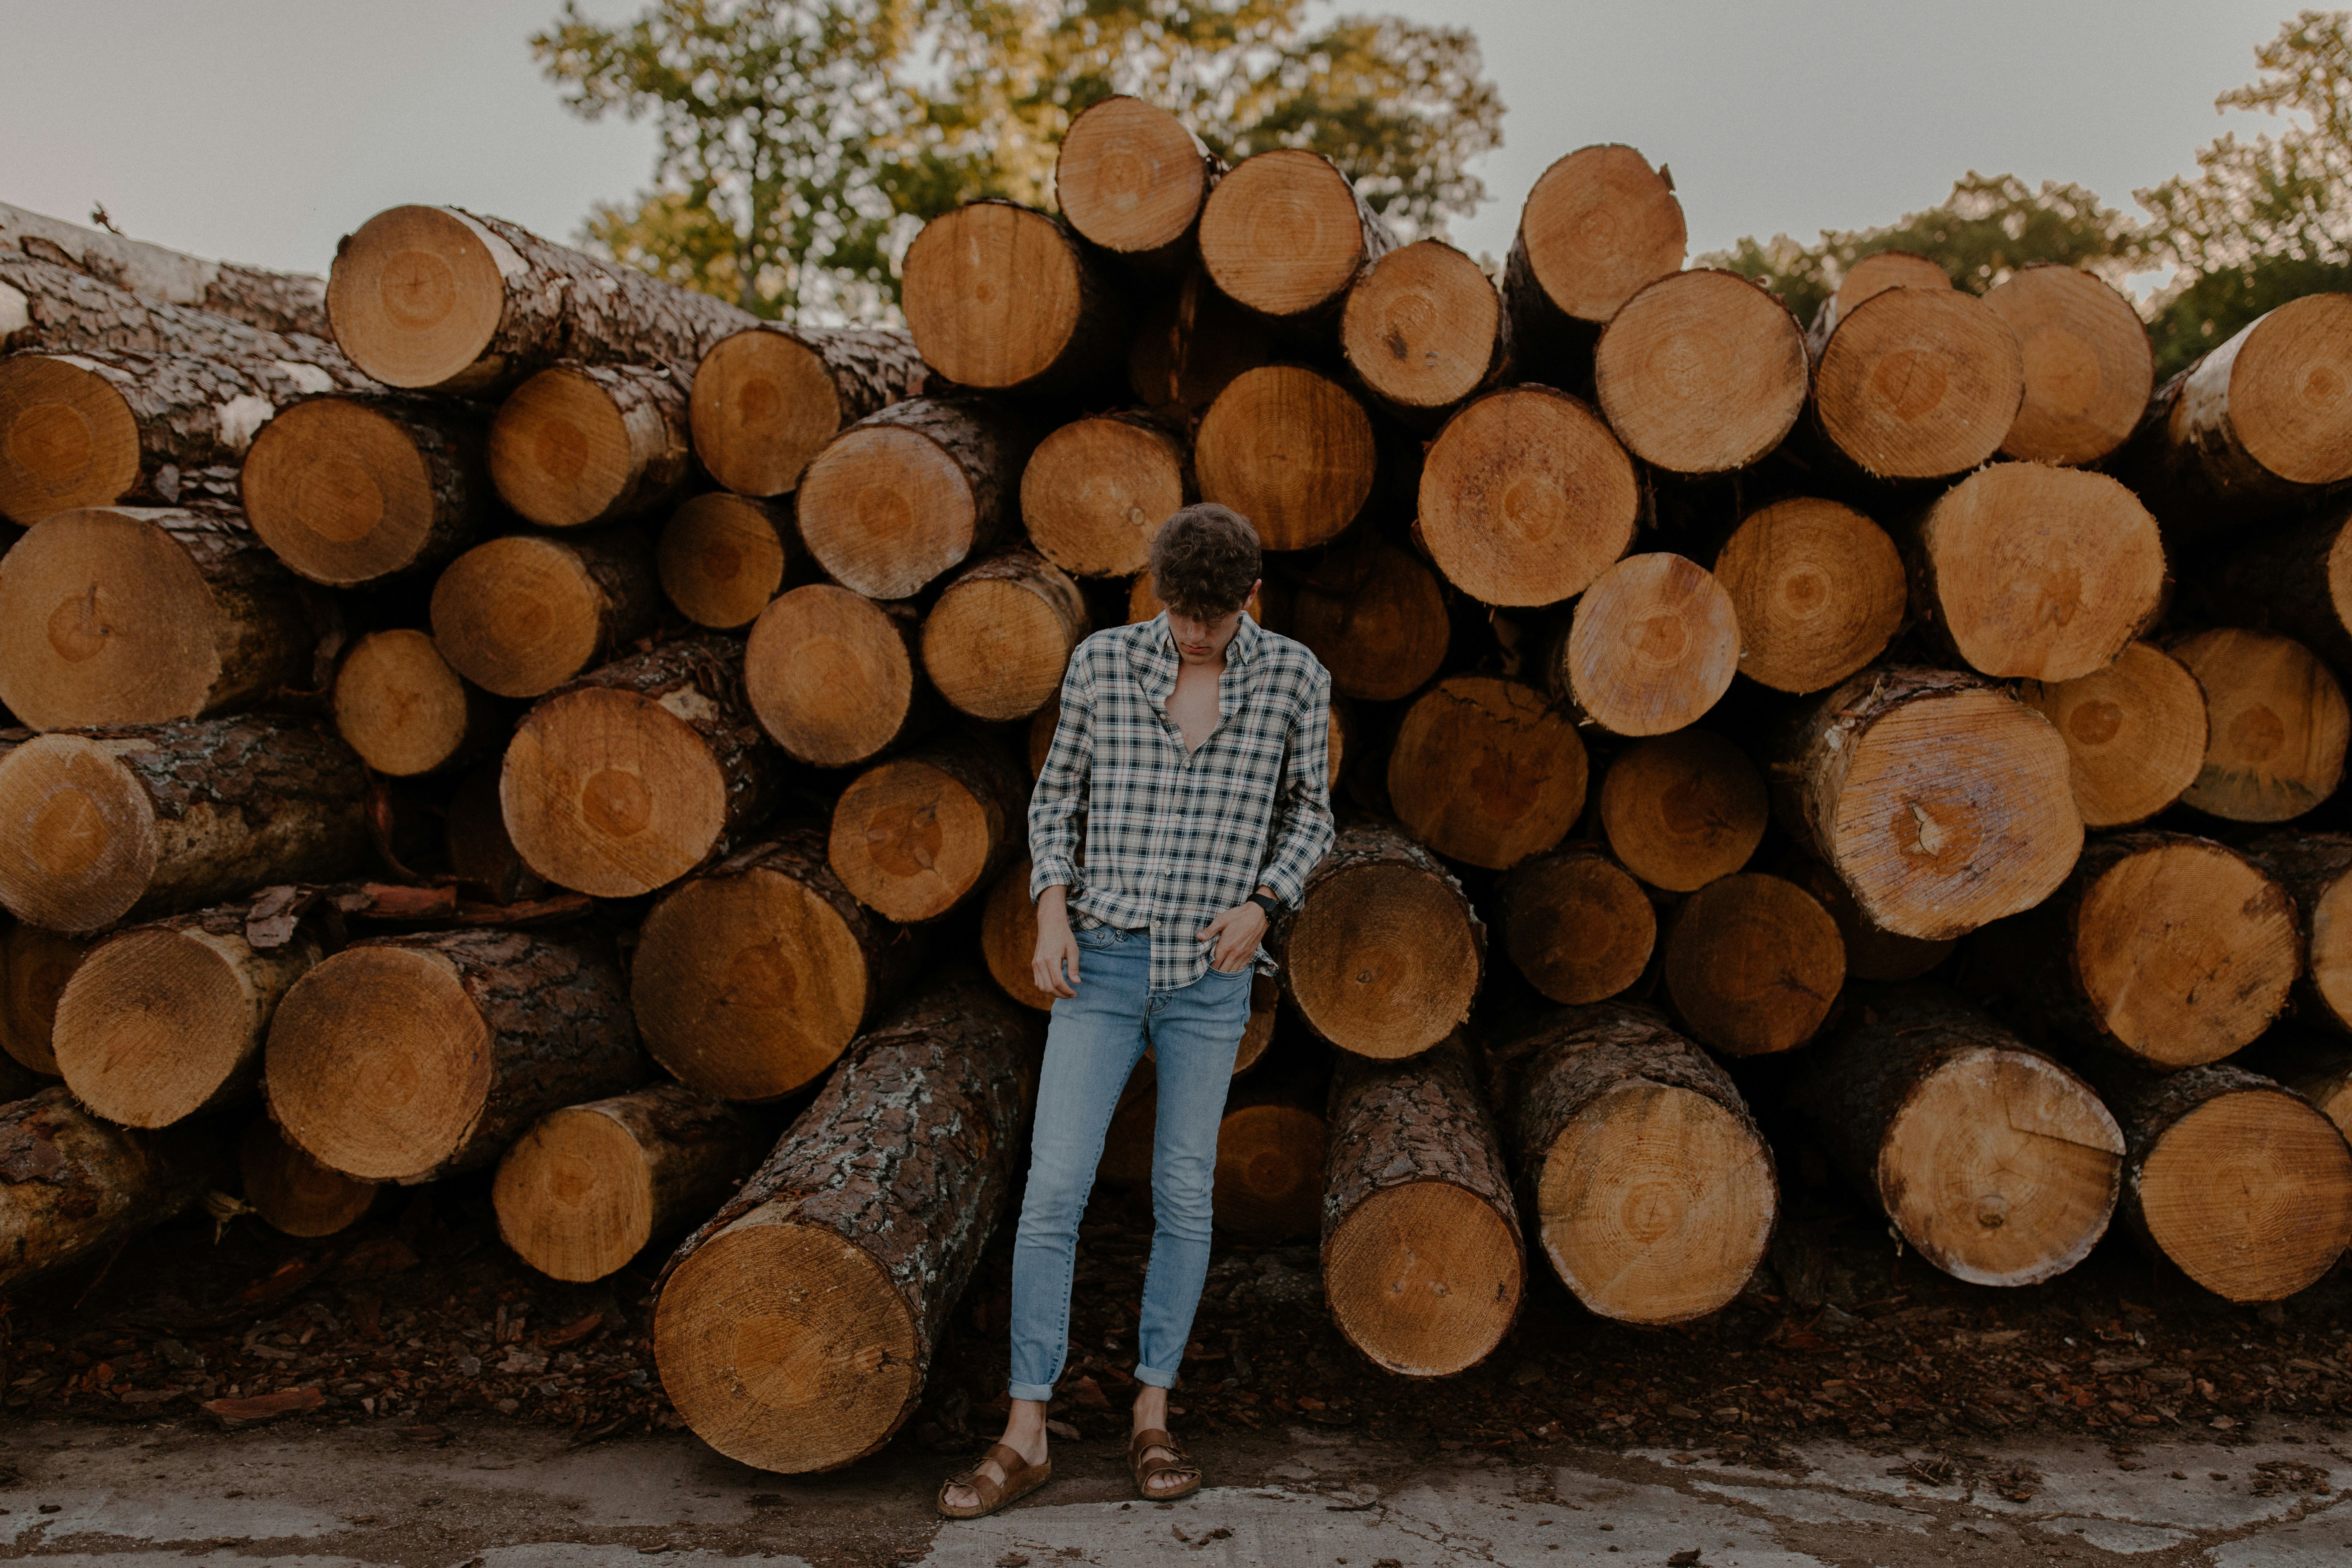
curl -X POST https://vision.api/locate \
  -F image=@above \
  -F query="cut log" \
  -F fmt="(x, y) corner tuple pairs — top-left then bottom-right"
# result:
(1339, 240), (1507, 422)
(2170, 627), (2349, 822)
(1418, 385), (1638, 607)
(1287, 535), (1450, 703)
(428, 526), (660, 700)
(1193, 365), (1377, 552)
(2245, 832), (2352, 1037)
(1549, 553), (1740, 736)
(1984, 264), (2155, 468)
(689, 325), (929, 498)
(920, 549), (1090, 722)
(796, 398), (1031, 601)
(657, 492), (794, 630)
(981, 857), (1055, 1013)
(1779, 853), (1954, 982)
(1776, 666), (2081, 941)
(1810, 286), (2025, 481)
(653, 977), (1041, 1473)
(332, 628), (504, 778)
(1385, 674), (1587, 870)
(1054, 96), (1220, 271)
(1496, 844), (1656, 1005)
(0, 505), (318, 731)
(633, 828), (923, 1102)
(240, 394), (490, 585)
(54, 900), (325, 1128)
(488, 363), (691, 528)
(1711, 496), (1906, 695)
(900, 202), (1125, 394)
(2245, 1028), (2352, 1137)
(1488, 1002), (1777, 1325)
(1503, 145), (1686, 371)
(1126, 281), (1270, 411)
(264, 928), (646, 1184)
(446, 761), (544, 905)
(2221, 501), (2352, 676)
(1906, 464), (2165, 683)
(1792, 990), (2121, 1287)
(1598, 729), (1767, 892)
(1593, 269), (1806, 473)
(239, 1116), (376, 1238)
(0, 716), (369, 933)
(1270, 817), (1484, 1059)
(1817, 251), (1950, 336)
(326, 205), (756, 393)
(1, 199), (329, 338)
(826, 738), (1025, 923)
(0, 1087), (212, 1292)
(0, 250), (346, 371)
(1018, 412), (1190, 580)
(0, 923), (90, 1075)
(1214, 1068), (1329, 1242)
(1323, 1038), (1522, 1376)
(2019, 641), (2209, 829)
(1660, 871), (1844, 1056)
(502, 636), (784, 900)
(1974, 830), (2298, 1068)
(2080, 1055), (2352, 1302)
(744, 584), (935, 768)
(1198, 149), (1395, 321)
(495, 1082), (766, 1283)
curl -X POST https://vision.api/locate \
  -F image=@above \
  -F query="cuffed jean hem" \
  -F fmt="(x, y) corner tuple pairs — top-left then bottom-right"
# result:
(1007, 1381), (1057, 1402)
(1133, 1364), (1179, 1390)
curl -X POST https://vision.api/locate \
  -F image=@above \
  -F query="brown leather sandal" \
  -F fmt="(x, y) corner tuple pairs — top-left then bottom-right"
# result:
(936, 1442), (1053, 1519)
(1128, 1426), (1202, 1501)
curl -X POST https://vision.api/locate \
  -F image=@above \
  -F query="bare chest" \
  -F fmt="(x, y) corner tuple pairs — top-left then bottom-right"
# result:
(1166, 666), (1223, 754)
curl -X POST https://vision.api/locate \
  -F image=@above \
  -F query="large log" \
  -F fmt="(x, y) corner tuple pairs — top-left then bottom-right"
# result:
(1809, 286), (2024, 482)
(825, 737), (1024, 922)
(0, 716), (369, 933)
(631, 829), (924, 1103)
(1660, 871), (1844, 1056)
(502, 636), (784, 900)
(796, 398), (1032, 601)
(1502, 145), (1686, 373)
(1983, 264), (2155, 468)
(1287, 535), (1450, 703)
(688, 325), (929, 498)
(1775, 666), (2081, 941)
(900, 202), (1126, 395)
(1495, 844), (1656, 1005)
(0, 1087), (212, 1292)
(656, 492), (795, 631)
(1270, 817), (1484, 1060)
(744, 584), (936, 768)
(979, 856), (1056, 1014)
(1053, 96), (1220, 272)
(1, 200), (329, 338)
(1193, 364), (1378, 552)
(653, 977), (1041, 1473)
(326, 204), (757, 393)
(919, 549), (1090, 723)
(1547, 552), (1740, 736)
(0, 506), (319, 730)
(488, 363), (691, 528)
(264, 928), (647, 1184)
(429, 526), (661, 701)
(1778, 853), (1955, 983)
(1017, 411), (1190, 580)
(240, 394), (490, 585)
(0, 923), (91, 1075)
(1385, 674), (1587, 870)
(1598, 729), (1767, 892)
(1126, 280), (1269, 411)
(1791, 991), (2122, 1287)
(1905, 464), (2165, 683)
(2170, 627), (2349, 822)
(2018, 641), (2209, 829)
(0, 251), (346, 371)
(1593, 269), (1807, 473)
(1418, 385), (1638, 607)
(1711, 496), (1906, 695)
(1322, 1038), (1521, 1377)
(1214, 1066), (1329, 1242)
(1815, 250), (1950, 334)
(332, 628), (506, 779)
(1339, 240), (1508, 424)
(54, 898), (325, 1129)
(1198, 149), (1396, 321)
(1488, 1002), (1777, 1326)
(2245, 831), (2352, 1036)
(239, 1115), (377, 1239)
(494, 1082), (766, 1284)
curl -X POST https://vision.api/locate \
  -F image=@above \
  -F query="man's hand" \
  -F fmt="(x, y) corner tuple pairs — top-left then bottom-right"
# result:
(1198, 896), (1270, 973)
(1032, 886), (1079, 998)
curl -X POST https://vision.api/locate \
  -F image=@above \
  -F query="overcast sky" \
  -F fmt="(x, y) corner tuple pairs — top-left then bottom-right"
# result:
(0, 0), (2306, 285)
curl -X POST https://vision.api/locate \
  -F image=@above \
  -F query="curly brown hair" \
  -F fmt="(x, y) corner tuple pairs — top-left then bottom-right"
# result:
(1148, 503), (1262, 619)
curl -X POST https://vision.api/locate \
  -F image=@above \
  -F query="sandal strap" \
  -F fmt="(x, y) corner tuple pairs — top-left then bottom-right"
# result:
(1129, 1426), (1198, 1485)
(943, 1442), (1030, 1508)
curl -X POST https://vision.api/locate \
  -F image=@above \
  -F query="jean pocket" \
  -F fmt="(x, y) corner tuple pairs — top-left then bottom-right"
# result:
(1074, 925), (1123, 950)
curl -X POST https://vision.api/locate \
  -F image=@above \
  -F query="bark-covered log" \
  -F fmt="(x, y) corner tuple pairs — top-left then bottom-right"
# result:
(919, 549), (1090, 723)
(825, 736), (1025, 922)
(1660, 872), (1845, 1056)
(1593, 269), (1806, 474)
(1017, 411), (1191, 580)
(0, 715), (370, 933)
(1339, 240), (1508, 425)
(1792, 989), (2121, 1287)
(264, 928), (647, 1184)
(1487, 1002), (1777, 1325)
(632, 828), (924, 1102)
(332, 628), (506, 779)
(1385, 674), (1587, 870)
(1495, 844), (1656, 1005)
(2, 200), (329, 338)
(900, 202), (1127, 395)
(0, 251), (348, 371)
(1597, 729), (1767, 892)
(2018, 641), (2209, 829)
(1214, 1064), (1329, 1242)
(502, 636), (784, 900)
(1545, 552), (1740, 736)
(494, 1082), (767, 1283)
(1287, 535), (1450, 703)
(796, 398), (1035, 601)
(326, 205), (757, 394)
(652, 977), (1042, 1473)
(0, 1086), (214, 1292)
(656, 492), (795, 631)
(238, 1114), (377, 1238)
(429, 525), (661, 700)
(1775, 666), (2081, 941)
(489, 363), (691, 528)
(1054, 96), (1221, 272)
(1194, 364), (1378, 552)
(1198, 149), (1397, 322)
(2170, 627), (2349, 823)
(744, 584), (937, 768)
(2245, 831), (2352, 1037)
(1808, 286), (2025, 482)
(1418, 384), (1638, 608)
(0, 923), (90, 1075)
(689, 325), (930, 498)
(1322, 1038), (1522, 1376)
(1711, 497), (1906, 696)
(1126, 280), (1270, 411)
(1502, 145), (1686, 377)
(241, 394), (491, 585)
(1984, 264), (2155, 468)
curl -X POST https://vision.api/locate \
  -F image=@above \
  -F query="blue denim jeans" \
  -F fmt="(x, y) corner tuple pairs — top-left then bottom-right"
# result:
(1007, 923), (1253, 1401)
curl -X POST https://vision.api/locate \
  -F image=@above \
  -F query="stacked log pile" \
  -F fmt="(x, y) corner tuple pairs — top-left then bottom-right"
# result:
(7, 87), (2352, 1471)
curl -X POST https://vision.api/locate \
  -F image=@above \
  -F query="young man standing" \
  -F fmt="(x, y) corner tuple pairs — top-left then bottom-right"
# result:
(938, 503), (1333, 1518)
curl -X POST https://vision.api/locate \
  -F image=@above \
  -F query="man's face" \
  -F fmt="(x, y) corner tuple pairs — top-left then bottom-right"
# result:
(1167, 582), (1262, 665)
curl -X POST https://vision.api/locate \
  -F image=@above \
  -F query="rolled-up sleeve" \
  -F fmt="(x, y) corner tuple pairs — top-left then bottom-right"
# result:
(1027, 653), (1095, 901)
(1256, 665), (1334, 907)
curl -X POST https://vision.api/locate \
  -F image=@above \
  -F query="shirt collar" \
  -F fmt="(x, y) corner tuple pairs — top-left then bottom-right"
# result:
(1128, 610), (1262, 703)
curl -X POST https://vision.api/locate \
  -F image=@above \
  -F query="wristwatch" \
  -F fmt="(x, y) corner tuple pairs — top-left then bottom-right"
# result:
(1247, 891), (1283, 919)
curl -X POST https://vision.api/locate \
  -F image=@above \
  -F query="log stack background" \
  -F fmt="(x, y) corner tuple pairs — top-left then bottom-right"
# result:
(9, 93), (2352, 1473)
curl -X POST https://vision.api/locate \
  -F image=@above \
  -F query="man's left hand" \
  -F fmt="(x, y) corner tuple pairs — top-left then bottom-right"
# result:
(1198, 899), (1269, 973)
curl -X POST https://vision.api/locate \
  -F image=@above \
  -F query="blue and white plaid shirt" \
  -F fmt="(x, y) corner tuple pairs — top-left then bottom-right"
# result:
(1029, 612), (1335, 992)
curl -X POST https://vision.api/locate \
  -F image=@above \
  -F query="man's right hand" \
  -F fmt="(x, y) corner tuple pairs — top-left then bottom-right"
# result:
(1032, 886), (1079, 999)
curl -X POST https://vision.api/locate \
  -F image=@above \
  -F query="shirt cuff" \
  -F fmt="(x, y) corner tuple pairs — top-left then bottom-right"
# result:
(1029, 857), (1081, 903)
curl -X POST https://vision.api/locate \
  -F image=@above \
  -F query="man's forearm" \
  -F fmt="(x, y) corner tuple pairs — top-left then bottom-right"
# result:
(1036, 884), (1070, 929)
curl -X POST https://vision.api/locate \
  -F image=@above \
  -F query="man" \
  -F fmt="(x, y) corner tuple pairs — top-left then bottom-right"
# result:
(938, 503), (1333, 1518)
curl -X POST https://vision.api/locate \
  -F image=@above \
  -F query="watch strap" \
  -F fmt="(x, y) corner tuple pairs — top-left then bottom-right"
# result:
(1247, 892), (1282, 918)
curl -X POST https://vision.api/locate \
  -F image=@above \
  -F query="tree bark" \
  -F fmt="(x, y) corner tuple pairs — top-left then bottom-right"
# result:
(1418, 384), (1638, 608)
(1017, 410), (1192, 580)
(332, 628), (508, 779)
(2017, 641), (2209, 829)
(238, 1114), (377, 1238)
(1384, 674), (1587, 870)
(2241, 830), (2352, 1037)
(1125, 277), (1271, 412)
(1597, 728), (1767, 892)
(901, 201), (1128, 395)
(2168, 627), (2349, 822)
(825, 735), (1026, 923)
(240, 394), (491, 585)
(919, 549), (1090, 723)
(0, 1086), (216, 1292)
(1659, 871), (1845, 1056)
(1340, 239), (1509, 426)
(428, 525), (661, 699)
(1594, 268), (1806, 473)
(689, 325), (931, 498)
(1502, 144), (1686, 384)
(1495, 843), (1656, 1005)
(1807, 286), (2026, 482)
(1199, 149), (1397, 322)
(0, 252), (353, 374)
(1984, 264), (2154, 468)
(1055, 96), (1223, 273)
(745, 583), (939, 768)
(0, 923), (91, 1075)
(797, 398), (1036, 601)
(1711, 496), (1906, 695)
(656, 492), (795, 631)
(1287, 534), (1451, 703)
(3, 200), (330, 338)
(489, 363), (691, 528)
(1544, 552), (1741, 736)
(1194, 364), (1378, 552)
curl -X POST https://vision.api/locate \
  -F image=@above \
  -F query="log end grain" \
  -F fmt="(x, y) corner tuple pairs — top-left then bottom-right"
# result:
(501, 687), (733, 899)
(1324, 1181), (1520, 1376)
(430, 535), (614, 700)
(0, 734), (161, 932)
(0, 353), (139, 522)
(1814, 287), (2024, 481)
(2140, 1085), (2352, 1300)
(1829, 251), (1951, 323)
(333, 629), (480, 777)
(1563, 553), (1740, 736)
(1514, 145), (1686, 326)
(796, 423), (977, 602)
(1497, 847), (1656, 1005)
(1387, 675), (1586, 870)
(1594, 269), (1806, 473)
(1986, 264), (2155, 468)
(688, 329), (844, 497)
(493, 1105), (660, 1281)
(2225, 292), (2352, 488)
(827, 749), (1014, 923)
(1340, 240), (1502, 413)
(1661, 872), (1844, 1056)
(745, 584), (921, 769)
(1055, 96), (1211, 258)
(242, 396), (466, 585)
(1599, 729), (1767, 892)
(1194, 365), (1375, 553)
(1018, 414), (1187, 580)
(1198, 149), (1370, 319)
(920, 552), (1088, 723)
(489, 364), (685, 528)
(1213, 1102), (1326, 1240)
(981, 858), (1055, 1013)
(1419, 386), (1637, 607)
(2174, 628), (2350, 823)
(240, 1116), (377, 1238)
(901, 204), (1086, 390)
(0, 922), (90, 1074)
(326, 205), (508, 390)
(657, 492), (790, 631)
(1780, 855), (1955, 983)
(1288, 535), (1450, 704)
(1285, 851), (1482, 1059)
(2020, 641), (2208, 829)
(53, 922), (287, 1128)
(1713, 497), (1905, 696)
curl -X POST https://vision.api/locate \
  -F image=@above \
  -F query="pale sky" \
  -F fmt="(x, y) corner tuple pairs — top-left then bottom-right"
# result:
(0, 0), (2307, 285)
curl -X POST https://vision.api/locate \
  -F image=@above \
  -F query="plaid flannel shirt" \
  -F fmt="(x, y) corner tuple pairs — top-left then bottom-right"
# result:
(1028, 612), (1335, 992)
